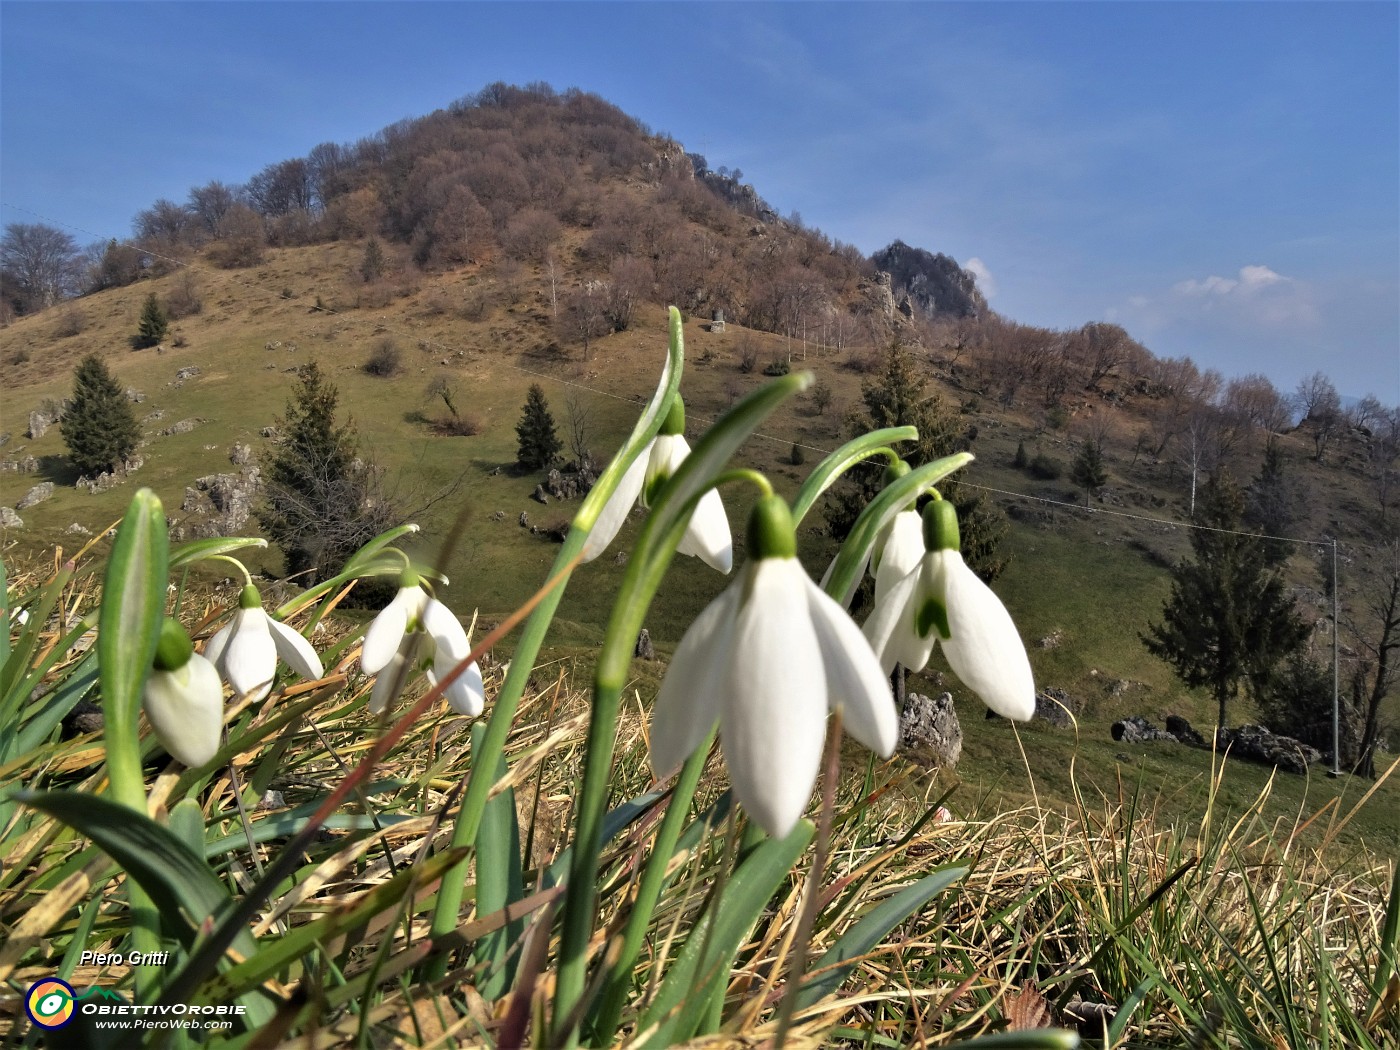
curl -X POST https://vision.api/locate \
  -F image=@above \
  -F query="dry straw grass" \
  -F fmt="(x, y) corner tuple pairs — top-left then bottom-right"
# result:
(1, 554), (1396, 1047)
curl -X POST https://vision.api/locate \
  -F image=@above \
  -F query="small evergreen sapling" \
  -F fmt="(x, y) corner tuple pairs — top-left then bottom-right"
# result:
(61, 354), (141, 476)
(133, 292), (168, 349)
(516, 383), (562, 470)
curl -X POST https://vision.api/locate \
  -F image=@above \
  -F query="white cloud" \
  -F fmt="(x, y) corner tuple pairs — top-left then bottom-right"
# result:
(1123, 264), (1318, 331)
(964, 256), (997, 299)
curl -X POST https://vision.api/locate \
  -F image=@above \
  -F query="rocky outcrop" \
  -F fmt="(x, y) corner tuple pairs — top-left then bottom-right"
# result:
(545, 464), (598, 501)
(15, 482), (54, 510)
(899, 692), (963, 768)
(1219, 724), (1322, 775)
(77, 455), (144, 494)
(177, 466), (262, 537)
(634, 628), (655, 660)
(1111, 716), (1179, 744)
(0, 507), (22, 529)
(1035, 687), (1078, 727)
(871, 240), (987, 320)
(27, 400), (68, 439)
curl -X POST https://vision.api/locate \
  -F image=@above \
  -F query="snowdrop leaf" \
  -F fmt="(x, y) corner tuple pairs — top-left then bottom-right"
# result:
(638, 819), (815, 1047)
(168, 535), (267, 571)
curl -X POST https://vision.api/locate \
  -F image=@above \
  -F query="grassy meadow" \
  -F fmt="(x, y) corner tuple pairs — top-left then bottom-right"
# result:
(1, 248), (1397, 1046)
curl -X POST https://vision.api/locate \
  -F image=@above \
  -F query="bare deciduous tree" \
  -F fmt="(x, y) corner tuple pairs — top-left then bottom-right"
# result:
(1, 222), (83, 314)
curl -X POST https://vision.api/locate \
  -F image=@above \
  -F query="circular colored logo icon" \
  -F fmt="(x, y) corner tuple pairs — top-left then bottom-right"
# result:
(25, 979), (76, 1029)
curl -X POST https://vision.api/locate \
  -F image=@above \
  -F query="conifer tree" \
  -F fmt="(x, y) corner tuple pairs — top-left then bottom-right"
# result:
(259, 362), (395, 582)
(1070, 439), (1107, 504)
(515, 383), (562, 470)
(60, 354), (141, 476)
(1143, 469), (1309, 733)
(134, 292), (168, 348)
(826, 343), (1008, 580)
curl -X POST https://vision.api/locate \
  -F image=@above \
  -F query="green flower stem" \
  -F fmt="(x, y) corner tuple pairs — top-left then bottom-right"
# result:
(789, 426), (919, 526)
(553, 371), (810, 1045)
(98, 489), (169, 997)
(422, 309), (686, 982)
(588, 730), (713, 1043)
(824, 451), (973, 602)
(202, 555), (254, 586)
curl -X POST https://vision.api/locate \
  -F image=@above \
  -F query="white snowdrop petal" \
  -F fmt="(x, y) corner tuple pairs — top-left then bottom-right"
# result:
(368, 649), (407, 714)
(581, 442), (651, 563)
(267, 617), (324, 682)
(202, 620), (236, 673)
(721, 559), (828, 838)
(422, 599), (470, 659)
(144, 655), (224, 767)
(873, 511), (924, 606)
(863, 565), (935, 675)
(941, 558), (1036, 721)
(432, 658), (486, 717)
(223, 608), (276, 702)
(805, 578), (898, 757)
(676, 487), (734, 573)
(644, 433), (689, 506)
(649, 583), (739, 777)
(361, 587), (422, 674)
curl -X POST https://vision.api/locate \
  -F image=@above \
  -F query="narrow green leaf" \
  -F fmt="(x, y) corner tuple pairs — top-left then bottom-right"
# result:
(0, 557), (10, 670)
(99, 488), (168, 814)
(0, 559), (74, 714)
(637, 819), (815, 1047)
(1369, 862), (1400, 1012)
(169, 535), (267, 570)
(795, 864), (969, 1010)
(16, 790), (248, 953)
(197, 847), (470, 1003)
(472, 721), (525, 999)
(790, 426), (919, 526)
(542, 790), (665, 889)
(8, 651), (99, 761)
(167, 798), (207, 857)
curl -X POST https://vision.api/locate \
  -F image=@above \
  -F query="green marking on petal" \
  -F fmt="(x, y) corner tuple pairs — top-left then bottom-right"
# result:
(916, 596), (951, 641)
(643, 468), (670, 509)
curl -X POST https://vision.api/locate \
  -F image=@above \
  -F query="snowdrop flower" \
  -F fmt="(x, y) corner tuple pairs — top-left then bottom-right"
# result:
(144, 619), (224, 767)
(822, 460), (920, 609)
(203, 585), (324, 702)
(650, 494), (897, 837)
(582, 396), (733, 573)
(361, 576), (484, 716)
(864, 499), (1035, 721)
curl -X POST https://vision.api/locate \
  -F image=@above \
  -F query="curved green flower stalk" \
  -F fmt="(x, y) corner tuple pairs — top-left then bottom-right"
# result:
(98, 487), (169, 995)
(789, 425), (918, 526)
(422, 307), (686, 979)
(553, 369), (811, 1045)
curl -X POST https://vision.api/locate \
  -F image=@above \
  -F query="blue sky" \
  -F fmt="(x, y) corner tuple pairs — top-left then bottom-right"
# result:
(3, 2), (1396, 401)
